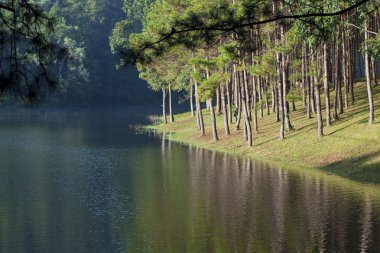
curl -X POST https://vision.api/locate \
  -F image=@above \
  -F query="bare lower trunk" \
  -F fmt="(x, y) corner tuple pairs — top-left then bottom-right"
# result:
(282, 55), (293, 131)
(333, 41), (340, 119)
(235, 75), (242, 131)
(242, 96), (252, 147)
(221, 85), (230, 135)
(208, 99), (219, 141)
(323, 43), (331, 126)
(271, 85), (276, 113)
(190, 82), (195, 117)
(275, 86), (280, 122)
(342, 21), (349, 109)
(252, 76), (258, 133)
(243, 68), (251, 120)
(241, 75), (252, 147)
(277, 52), (285, 139)
(162, 89), (168, 124)
(194, 80), (205, 134)
(169, 84), (174, 123)
(371, 57), (377, 85)
(216, 86), (221, 115)
(265, 89), (270, 115)
(226, 79), (233, 124)
(258, 77), (263, 118)
(314, 75), (324, 138)
(365, 21), (375, 125)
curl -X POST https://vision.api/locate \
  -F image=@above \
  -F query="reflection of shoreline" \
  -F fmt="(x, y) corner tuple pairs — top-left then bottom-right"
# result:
(151, 130), (380, 203)
(142, 137), (379, 252)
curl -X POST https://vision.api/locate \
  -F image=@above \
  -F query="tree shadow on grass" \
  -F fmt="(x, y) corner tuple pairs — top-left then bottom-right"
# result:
(320, 151), (380, 184)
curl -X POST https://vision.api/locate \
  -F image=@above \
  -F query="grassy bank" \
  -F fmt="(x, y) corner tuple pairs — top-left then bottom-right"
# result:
(147, 82), (380, 184)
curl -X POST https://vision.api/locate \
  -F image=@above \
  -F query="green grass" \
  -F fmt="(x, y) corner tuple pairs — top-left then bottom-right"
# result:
(147, 82), (380, 184)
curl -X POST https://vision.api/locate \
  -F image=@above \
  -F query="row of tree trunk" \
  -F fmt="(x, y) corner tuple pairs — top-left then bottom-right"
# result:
(162, 12), (377, 148)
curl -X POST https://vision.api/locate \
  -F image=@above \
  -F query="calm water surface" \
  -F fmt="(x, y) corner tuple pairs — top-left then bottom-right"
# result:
(0, 108), (379, 253)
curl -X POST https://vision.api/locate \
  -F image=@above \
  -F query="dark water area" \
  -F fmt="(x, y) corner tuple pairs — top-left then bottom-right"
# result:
(0, 108), (379, 253)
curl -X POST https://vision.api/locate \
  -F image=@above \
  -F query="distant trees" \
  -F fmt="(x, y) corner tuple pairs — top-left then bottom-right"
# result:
(112, 0), (379, 146)
(0, 0), (62, 102)
(0, 0), (108, 104)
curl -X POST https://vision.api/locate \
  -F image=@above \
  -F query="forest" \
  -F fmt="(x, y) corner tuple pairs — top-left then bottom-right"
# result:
(108, 0), (380, 148)
(1, 1), (380, 252)
(0, 0), (378, 145)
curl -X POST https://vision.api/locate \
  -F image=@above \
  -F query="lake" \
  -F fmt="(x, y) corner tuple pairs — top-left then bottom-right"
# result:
(0, 108), (379, 253)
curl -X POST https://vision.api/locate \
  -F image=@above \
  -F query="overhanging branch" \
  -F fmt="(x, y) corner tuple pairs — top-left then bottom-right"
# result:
(133, 0), (372, 59)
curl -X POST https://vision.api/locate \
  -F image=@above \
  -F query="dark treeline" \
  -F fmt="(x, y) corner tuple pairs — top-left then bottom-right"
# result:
(111, 0), (380, 146)
(0, 0), (156, 106)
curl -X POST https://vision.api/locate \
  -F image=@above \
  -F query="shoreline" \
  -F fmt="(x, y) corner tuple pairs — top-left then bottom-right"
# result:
(145, 84), (380, 184)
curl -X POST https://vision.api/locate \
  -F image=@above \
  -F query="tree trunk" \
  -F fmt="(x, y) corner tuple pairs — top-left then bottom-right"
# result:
(323, 43), (331, 126)
(342, 19), (349, 109)
(235, 75), (242, 131)
(282, 53), (293, 131)
(194, 79), (205, 135)
(221, 84), (230, 135)
(252, 76), (259, 133)
(371, 56), (377, 86)
(277, 52), (285, 139)
(313, 68), (324, 138)
(271, 84), (276, 113)
(190, 81), (195, 117)
(258, 77), (263, 118)
(216, 86), (221, 115)
(226, 77), (233, 124)
(241, 73), (252, 147)
(162, 89), (168, 124)
(265, 82), (270, 115)
(305, 46), (312, 119)
(243, 67), (251, 121)
(349, 37), (355, 105)
(208, 99), (219, 141)
(168, 84), (174, 123)
(242, 94), (252, 147)
(314, 77), (324, 138)
(274, 86), (280, 122)
(364, 20), (375, 125)
(333, 41), (340, 119)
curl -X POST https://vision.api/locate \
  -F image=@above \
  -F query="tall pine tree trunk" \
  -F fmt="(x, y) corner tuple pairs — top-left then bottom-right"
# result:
(194, 79), (205, 135)
(208, 99), (219, 141)
(252, 76), (259, 133)
(364, 19), (375, 125)
(282, 54), (293, 131)
(241, 73), (252, 146)
(216, 86), (221, 115)
(314, 76), (324, 138)
(305, 46), (312, 119)
(323, 43), (331, 126)
(162, 89), (168, 124)
(168, 84), (174, 123)
(277, 52), (285, 139)
(313, 52), (324, 138)
(333, 41), (340, 119)
(342, 19), (349, 109)
(190, 81), (195, 117)
(226, 76), (233, 124)
(221, 84), (230, 135)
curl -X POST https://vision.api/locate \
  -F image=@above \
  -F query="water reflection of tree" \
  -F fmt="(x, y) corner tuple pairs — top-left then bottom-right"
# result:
(131, 139), (380, 252)
(359, 192), (373, 253)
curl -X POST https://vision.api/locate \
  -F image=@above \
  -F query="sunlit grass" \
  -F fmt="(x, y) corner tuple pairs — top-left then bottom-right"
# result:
(149, 82), (380, 183)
